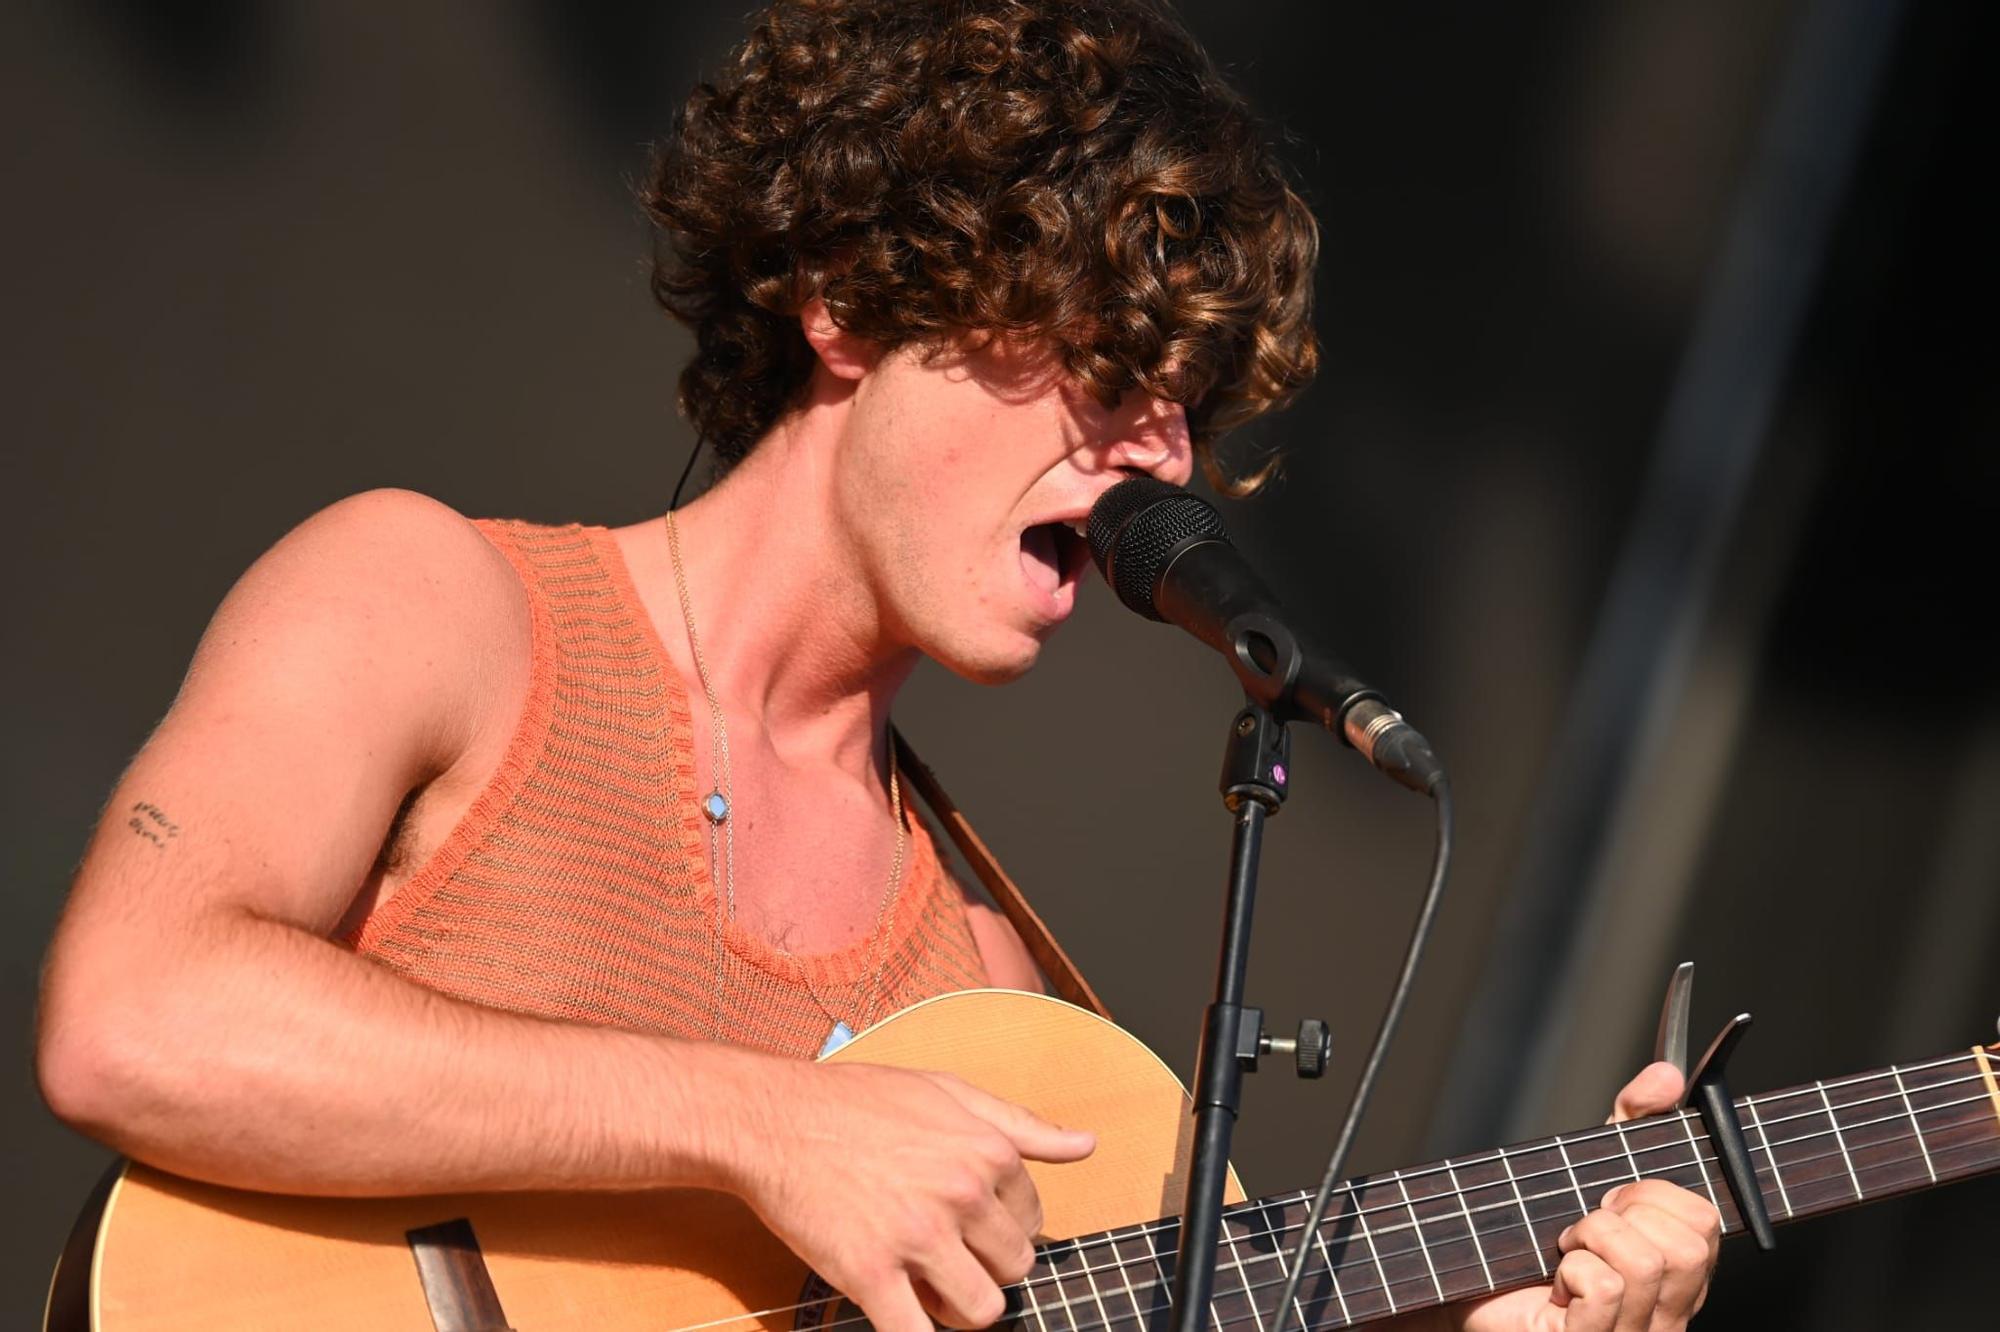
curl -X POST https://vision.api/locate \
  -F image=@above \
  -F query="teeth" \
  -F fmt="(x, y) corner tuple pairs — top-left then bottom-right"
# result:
(1068, 521), (1089, 538)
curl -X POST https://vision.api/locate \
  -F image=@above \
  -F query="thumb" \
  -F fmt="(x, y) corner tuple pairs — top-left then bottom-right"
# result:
(1608, 1060), (1686, 1123)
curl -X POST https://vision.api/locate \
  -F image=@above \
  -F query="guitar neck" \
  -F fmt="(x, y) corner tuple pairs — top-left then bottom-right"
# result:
(1022, 1046), (2000, 1332)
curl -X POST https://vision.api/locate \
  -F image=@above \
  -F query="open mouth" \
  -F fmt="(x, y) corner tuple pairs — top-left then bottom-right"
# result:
(1018, 520), (1093, 611)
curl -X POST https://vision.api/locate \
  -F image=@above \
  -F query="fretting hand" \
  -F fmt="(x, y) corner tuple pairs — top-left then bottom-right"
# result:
(1431, 1062), (1723, 1332)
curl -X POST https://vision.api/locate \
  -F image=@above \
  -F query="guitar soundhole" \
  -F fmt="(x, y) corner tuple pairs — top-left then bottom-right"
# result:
(792, 1271), (1029, 1331)
(792, 1271), (854, 1330)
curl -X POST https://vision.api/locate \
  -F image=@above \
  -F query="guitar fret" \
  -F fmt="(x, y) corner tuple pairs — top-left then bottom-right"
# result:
(1347, 1174), (1447, 1318)
(1032, 1256), (1064, 1328)
(1317, 1187), (1395, 1325)
(1100, 1227), (1150, 1331)
(1756, 1086), (1853, 1215)
(1398, 1157), (1487, 1306)
(1065, 1235), (1120, 1332)
(1550, 1134), (1592, 1217)
(1391, 1171), (1445, 1304)
(1739, 1092), (1793, 1218)
(1815, 1080), (1866, 1200)
(1242, 1201), (1316, 1332)
(1677, 1112), (1724, 1214)
(1823, 1070), (1934, 1200)
(1352, 1185), (1397, 1315)
(1903, 1057), (2000, 1184)
(1495, 1149), (1549, 1278)
(1251, 1211), (1309, 1332)
(1048, 1247), (1085, 1332)
(1609, 1121), (1643, 1184)
(1215, 1211), (1265, 1332)
(1448, 1156), (1541, 1287)
(1110, 1228), (1171, 1331)
(1890, 1066), (1938, 1184)
(1310, 1206), (1354, 1327)
(1510, 1142), (1590, 1269)
(1148, 1219), (1224, 1332)
(1003, 1049), (2000, 1332)
(1443, 1162), (1496, 1292)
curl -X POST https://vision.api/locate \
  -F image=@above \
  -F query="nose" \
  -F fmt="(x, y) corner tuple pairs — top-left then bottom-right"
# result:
(1105, 398), (1194, 487)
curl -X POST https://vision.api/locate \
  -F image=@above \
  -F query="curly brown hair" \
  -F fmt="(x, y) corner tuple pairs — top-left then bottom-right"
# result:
(642, 0), (1319, 493)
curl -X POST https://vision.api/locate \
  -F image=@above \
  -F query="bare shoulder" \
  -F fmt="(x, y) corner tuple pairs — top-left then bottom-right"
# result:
(962, 897), (1045, 994)
(226, 488), (520, 633)
(53, 490), (536, 942)
(917, 805), (1045, 993)
(207, 489), (521, 679)
(203, 488), (530, 766)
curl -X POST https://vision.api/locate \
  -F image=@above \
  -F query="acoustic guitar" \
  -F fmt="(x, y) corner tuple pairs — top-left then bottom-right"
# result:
(45, 989), (2000, 1330)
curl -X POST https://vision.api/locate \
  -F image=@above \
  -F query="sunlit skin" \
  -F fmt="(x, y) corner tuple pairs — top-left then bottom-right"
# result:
(35, 297), (1716, 1332)
(1445, 1061), (1722, 1331)
(610, 302), (1192, 956)
(643, 303), (1719, 1331)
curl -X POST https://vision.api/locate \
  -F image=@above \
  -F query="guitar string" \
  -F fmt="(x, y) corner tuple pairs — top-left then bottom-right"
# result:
(667, 1069), (1995, 1332)
(658, 1067), (1994, 1332)
(1013, 1051), (1988, 1295)
(1005, 1134), (1981, 1332)
(705, 1124), (1977, 1332)
(786, 1100), (1995, 1332)
(880, 1093), (2000, 1332)
(1038, 1094), (2000, 1321)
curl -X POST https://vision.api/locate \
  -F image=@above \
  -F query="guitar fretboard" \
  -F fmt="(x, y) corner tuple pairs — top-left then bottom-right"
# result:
(1010, 1048), (2000, 1332)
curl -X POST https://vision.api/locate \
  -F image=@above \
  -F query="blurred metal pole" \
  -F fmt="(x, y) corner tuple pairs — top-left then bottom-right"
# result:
(1429, 0), (1906, 1151)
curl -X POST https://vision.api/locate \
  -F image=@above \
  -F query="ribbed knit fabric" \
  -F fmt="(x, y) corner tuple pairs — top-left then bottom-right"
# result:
(351, 519), (989, 1058)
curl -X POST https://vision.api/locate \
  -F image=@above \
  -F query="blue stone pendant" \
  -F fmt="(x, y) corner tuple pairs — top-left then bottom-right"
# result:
(702, 790), (730, 823)
(818, 1021), (856, 1058)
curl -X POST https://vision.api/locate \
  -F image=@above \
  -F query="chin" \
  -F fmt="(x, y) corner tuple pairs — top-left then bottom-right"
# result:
(928, 627), (1048, 687)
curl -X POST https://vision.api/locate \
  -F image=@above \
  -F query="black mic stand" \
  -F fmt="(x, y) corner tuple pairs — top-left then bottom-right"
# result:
(1170, 691), (1332, 1332)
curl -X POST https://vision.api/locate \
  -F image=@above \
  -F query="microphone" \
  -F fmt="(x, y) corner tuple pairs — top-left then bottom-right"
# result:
(1086, 476), (1444, 794)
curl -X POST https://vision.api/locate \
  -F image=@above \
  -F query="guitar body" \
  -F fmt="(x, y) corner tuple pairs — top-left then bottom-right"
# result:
(49, 989), (1242, 1331)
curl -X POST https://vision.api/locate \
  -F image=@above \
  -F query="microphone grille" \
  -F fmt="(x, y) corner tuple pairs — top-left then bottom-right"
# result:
(1086, 477), (1229, 622)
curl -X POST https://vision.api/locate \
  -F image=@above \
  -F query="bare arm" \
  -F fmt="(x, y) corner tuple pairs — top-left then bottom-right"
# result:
(36, 490), (1090, 1331)
(37, 489), (774, 1194)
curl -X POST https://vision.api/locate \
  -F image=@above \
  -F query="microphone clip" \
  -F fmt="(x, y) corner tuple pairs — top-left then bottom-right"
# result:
(1220, 698), (1292, 815)
(1224, 611), (1305, 714)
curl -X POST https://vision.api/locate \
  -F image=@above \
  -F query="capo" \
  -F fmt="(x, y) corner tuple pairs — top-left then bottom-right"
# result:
(1653, 963), (1777, 1251)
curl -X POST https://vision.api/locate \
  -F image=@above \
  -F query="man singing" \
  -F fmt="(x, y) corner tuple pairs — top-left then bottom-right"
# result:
(38, 2), (1719, 1328)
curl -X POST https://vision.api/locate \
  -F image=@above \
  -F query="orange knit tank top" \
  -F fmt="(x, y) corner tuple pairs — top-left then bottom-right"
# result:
(351, 519), (989, 1058)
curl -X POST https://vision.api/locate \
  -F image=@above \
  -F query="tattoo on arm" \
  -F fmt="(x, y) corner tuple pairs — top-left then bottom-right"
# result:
(126, 801), (181, 850)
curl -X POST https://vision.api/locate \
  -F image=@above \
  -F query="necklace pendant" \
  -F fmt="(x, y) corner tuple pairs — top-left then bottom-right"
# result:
(702, 790), (731, 823)
(817, 1021), (856, 1058)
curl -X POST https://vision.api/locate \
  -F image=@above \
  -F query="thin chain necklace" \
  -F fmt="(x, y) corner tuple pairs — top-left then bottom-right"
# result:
(663, 511), (909, 1057)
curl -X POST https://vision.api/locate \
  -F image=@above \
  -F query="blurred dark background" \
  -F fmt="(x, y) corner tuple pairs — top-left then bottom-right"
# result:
(4, 1), (1993, 1327)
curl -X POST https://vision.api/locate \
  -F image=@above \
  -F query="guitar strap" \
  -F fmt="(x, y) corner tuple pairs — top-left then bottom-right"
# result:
(892, 729), (1113, 1020)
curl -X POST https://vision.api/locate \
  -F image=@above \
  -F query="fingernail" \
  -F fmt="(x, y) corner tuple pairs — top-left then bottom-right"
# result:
(1602, 1186), (1625, 1207)
(1557, 1225), (1574, 1248)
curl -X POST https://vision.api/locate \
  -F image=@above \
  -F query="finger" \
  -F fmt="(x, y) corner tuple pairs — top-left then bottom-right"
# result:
(849, 1270), (936, 1332)
(959, 1190), (1038, 1284)
(916, 1240), (1011, 1329)
(929, 1075), (1097, 1163)
(1558, 1211), (1661, 1332)
(1607, 1062), (1685, 1124)
(1602, 1181), (1723, 1264)
(992, 1154), (1044, 1238)
(1551, 1248), (1624, 1332)
(1606, 1200), (1717, 1319)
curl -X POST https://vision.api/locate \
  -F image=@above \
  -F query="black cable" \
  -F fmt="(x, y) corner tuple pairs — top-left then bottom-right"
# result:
(1269, 776), (1455, 1332)
(669, 436), (704, 510)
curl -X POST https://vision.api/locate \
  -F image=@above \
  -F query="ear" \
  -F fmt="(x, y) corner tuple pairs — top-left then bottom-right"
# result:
(799, 297), (878, 381)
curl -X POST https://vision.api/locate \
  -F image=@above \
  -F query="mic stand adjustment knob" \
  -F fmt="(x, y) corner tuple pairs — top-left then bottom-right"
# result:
(1259, 1018), (1333, 1079)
